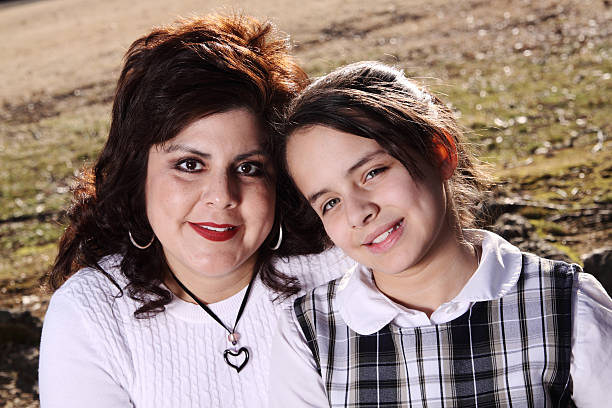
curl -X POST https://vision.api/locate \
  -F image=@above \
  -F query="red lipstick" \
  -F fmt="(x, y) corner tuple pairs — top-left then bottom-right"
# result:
(189, 222), (239, 242)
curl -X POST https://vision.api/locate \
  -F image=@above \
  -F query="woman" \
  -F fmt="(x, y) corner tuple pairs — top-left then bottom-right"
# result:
(38, 15), (352, 407)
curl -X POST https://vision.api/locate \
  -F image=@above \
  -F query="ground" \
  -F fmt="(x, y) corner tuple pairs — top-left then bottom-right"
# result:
(0, 0), (610, 405)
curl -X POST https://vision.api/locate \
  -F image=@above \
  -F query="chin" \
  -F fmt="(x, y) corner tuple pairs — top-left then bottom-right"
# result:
(373, 266), (407, 276)
(369, 257), (419, 276)
(183, 257), (233, 277)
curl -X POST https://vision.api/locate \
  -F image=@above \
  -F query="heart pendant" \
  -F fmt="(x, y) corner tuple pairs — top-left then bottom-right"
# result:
(223, 347), (249, 373)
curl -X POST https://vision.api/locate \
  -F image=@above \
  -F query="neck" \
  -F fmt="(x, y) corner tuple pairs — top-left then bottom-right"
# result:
(164, 262), (255, 305)
(372, 228), (478, 317)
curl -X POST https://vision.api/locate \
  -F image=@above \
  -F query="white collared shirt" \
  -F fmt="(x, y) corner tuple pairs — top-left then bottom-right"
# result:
(270, 230), (612, 407)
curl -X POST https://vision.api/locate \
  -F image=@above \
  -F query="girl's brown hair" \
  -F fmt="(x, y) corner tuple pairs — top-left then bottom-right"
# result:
(46, 14), (310, 316)
(279, 61), (490, 248)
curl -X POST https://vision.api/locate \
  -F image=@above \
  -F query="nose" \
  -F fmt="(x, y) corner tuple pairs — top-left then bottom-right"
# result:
(203, 172), (238, 209)
(345, 191), (378, 228)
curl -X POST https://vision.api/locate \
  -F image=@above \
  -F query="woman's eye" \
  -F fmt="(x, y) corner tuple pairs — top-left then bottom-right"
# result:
(365, 167), (386, 181)
(237, 162), (263, 176)
(322, 198), (340, 214)
(177, 159), (203, 172)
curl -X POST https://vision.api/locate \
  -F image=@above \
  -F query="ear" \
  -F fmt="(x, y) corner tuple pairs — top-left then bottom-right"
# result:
(434, 131), (458, 180)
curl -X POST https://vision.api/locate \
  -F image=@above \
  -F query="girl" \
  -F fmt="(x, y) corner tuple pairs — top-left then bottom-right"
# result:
(38, 15), (352, 407)
(270, 61), (611, 406)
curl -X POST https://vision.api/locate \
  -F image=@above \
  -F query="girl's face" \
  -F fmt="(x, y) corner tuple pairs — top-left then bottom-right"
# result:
(145, 108), (276, 283)
(286, 125), (453, 276)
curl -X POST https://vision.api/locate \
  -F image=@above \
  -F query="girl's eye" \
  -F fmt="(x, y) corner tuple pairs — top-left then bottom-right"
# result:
(177, 159), (203, 172)
(236, 162), (263, 176)
(322, 198), (340, 214)
(365, 167), (387, 181)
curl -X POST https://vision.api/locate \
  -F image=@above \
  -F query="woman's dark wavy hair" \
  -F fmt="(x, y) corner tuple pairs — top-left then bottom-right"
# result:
(45, 14), (312, 317)
(278, 61), (490, 249)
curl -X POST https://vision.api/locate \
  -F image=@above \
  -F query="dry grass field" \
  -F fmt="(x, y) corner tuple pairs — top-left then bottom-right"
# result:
(1, 0), (611, 405)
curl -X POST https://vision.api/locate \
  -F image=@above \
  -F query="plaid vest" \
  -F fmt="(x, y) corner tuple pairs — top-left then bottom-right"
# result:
(294, 254), (576, 407)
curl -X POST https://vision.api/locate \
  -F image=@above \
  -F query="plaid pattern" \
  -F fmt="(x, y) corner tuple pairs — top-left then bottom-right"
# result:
(294, 254), (576, 407)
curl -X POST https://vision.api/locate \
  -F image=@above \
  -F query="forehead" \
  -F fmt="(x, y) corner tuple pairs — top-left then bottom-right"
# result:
(286, 125), (383, 191)
(162, 108), (264, 153)
(288, 125), (381, 159)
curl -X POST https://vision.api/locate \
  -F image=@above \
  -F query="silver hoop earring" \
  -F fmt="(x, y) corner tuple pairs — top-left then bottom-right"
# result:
(269, 224), (283, 251)
(128, 230), (155, 250)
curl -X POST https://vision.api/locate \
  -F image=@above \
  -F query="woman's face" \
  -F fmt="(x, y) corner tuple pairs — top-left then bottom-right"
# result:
(286, 125), (452, 277)
(145, 108), (275, 283)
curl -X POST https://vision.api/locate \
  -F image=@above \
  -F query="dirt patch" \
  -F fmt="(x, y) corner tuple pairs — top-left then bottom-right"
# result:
(1, 81), (114, 125)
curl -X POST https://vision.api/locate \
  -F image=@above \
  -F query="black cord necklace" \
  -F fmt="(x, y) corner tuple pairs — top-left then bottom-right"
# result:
(169, 269), (256, 373)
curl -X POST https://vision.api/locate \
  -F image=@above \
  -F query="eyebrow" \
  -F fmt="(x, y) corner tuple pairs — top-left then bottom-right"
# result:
(307, 149), (387, 204)
(164, 143), (210, 158)
(235, 149), (267, 162)
(164, 144), (266, 161)
(346, 149), (386, 175)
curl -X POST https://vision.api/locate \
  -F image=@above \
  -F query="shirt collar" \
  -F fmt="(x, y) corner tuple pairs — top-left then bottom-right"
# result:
(453, 229), (523, 302)
(336, 230), (523, 335)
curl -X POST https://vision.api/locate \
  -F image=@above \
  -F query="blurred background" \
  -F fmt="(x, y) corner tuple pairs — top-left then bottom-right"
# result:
(1, 0), (610, 405)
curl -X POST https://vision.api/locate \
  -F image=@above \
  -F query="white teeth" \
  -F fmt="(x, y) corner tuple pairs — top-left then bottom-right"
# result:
(371, 223), (400, 244)
(201, 225), (233, 232)
(372, 229), (392, 244)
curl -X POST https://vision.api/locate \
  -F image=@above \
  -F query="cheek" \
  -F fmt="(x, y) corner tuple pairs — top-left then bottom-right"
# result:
(145, 175), (197, 223)
(245, 183), (276, 225)
(417, 176), (446, 208)
(144, 174), (161, 221)
(408, 180), (447, 230)
(389, 174), (425, 207)
(321, 216), (348, 247)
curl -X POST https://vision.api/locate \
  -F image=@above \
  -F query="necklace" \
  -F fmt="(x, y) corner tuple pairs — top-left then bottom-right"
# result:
(169, 270), (255, 373)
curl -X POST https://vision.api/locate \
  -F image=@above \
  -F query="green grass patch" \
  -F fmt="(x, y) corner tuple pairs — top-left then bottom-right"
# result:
(530, 219), (569, 237)
(0, 104), (109, 220)
(518, 206), (551, 220)
(550, 242), (582, 265)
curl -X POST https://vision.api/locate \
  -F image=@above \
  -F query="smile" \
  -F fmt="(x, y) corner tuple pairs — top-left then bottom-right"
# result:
(364, 219), (404, 253)
(372, 222), (402, 244)
(201, 225), (235, 232)
(189, 222), (240, 242)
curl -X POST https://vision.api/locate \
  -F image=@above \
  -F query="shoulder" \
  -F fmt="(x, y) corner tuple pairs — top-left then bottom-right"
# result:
(41, 255), (139, 402)
(57, 254), (126, 293)
(294, 277), (342, 317)
(514, 253), (612, 315)
(573, 269), (612, 316)
(51, 254), (133, 316)
(520, 252), (580, 285)
(44, 255), (149, 360)
(274, 247), (355, 293)
(43, 255), (132, 343)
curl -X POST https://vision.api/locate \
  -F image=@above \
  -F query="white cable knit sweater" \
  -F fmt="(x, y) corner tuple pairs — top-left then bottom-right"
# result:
(38, 248), (354, 407)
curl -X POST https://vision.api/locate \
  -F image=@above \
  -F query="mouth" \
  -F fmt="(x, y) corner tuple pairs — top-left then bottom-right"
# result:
(189, 222), (240, 242)
(364, 219), (404, 253)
